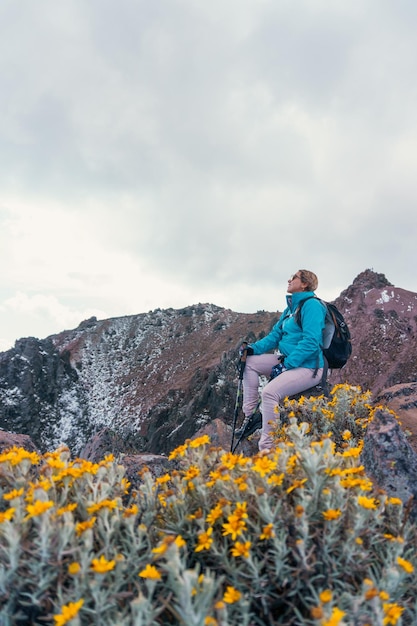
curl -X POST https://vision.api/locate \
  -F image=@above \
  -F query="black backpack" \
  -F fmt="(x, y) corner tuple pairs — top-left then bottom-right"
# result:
(295, 296), (352, 369)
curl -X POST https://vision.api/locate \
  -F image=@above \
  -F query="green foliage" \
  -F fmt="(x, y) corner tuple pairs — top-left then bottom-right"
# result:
(0, 385), (416, 625)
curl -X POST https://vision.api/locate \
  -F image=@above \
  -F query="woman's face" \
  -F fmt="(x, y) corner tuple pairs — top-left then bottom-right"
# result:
(287, 272), (308, 294)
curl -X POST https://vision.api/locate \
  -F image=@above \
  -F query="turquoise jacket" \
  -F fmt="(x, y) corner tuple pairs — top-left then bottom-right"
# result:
(250, 291), (326, 369)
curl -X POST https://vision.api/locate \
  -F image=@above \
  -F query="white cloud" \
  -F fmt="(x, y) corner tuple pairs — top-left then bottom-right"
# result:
(1, 0), (417, 350)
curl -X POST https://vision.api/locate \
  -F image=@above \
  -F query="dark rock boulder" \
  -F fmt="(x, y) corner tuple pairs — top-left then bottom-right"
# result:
(361, 408), (417, 518)
(0, 337), (90, 453)
(0, 429), (39, 454)
(375, 382), (417, 453)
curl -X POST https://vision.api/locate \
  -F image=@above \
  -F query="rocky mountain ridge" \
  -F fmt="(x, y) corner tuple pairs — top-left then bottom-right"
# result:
(1, 269), (417, 456)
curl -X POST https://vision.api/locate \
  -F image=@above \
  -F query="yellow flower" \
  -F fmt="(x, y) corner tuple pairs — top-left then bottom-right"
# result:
(46, 457), (66, 470)
(56, 503), (77, 516)
(91, 555), (116, 574)
(342, 430), (352, 440)
(340, 477), (373, 490)
(195, 527), (213, 552)
(234, 502), (248, 519)
(321, 408), (335, 421)
(220, 452), (249, 469)
(87, 499), (118, 514)
(152, 535), (180, 556)
(75, 517), (96, 535)
(121, 477), (131, 494)
(0, 508), (15, 523)
(340, 444), (363, 458)
(252, 456), (277, 477)
(123, 504), (139, 517)
(396, 556), (414, 574)
(183, 465), (201, 481)
(230, 541), (251, 558)
(357, 495), (379, 510)
(139, 564), (161, 580)
(0, 446), (40, 466)
(321, 606), (346, 626)
(175, 535), (186, 548)
(222, 516), (247, 540)
(189, 435), (210, 448)
(68, 562), (81, 575)
(25, 500), (54, 518)
(267, 473), (284, 486)
(259, 523), (275, 540)
(383, 534), (404, 543)
(223, 586), (241, 604)
(155, 474), (171, 485)
(382, 602), (404, 625)
(286, 454), (298, 472)
(387, 497), (402, 506)
(168, 444), (188, 460)
(322, 509), (342, 521)
(204, 617), (218, 626)
(101, 453), (115, 464)
(319, 589), (332, 603)
(3, 488), (24, 500)
(286, 478), (307, 494)
(30, 477), (53, 492)
(207, 503), (224, 525)
(54, 599), (84, 626)
(234, 475), (249, 491)
(152, 541), (168, 556)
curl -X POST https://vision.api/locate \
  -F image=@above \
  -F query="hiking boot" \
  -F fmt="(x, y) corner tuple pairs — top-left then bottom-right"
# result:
(235, 411), (262, 439)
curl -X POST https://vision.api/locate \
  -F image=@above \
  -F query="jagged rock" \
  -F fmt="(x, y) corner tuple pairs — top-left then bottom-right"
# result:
(331, 270), (417, 394)
(79, 428), (149, 462)
(0, 429), (39, 454)
(121, 454), (177, 490)
(361, 408), (417, 518)
(375, 383), (417, 453)
(193, 417), (259, 456)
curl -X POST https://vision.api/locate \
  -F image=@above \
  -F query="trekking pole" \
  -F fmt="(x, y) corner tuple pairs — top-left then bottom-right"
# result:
(230, 343), (248, 453)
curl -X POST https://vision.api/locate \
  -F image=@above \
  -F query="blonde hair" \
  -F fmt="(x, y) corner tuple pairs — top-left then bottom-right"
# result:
(298, 269), (318, 291)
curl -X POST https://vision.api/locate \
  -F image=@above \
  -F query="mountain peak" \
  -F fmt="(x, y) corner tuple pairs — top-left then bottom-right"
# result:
(337, 269), (393, 304)
(351, 269), (393, 290)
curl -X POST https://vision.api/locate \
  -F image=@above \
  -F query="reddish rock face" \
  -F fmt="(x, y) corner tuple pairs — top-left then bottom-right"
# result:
(0, 430), (40, 454)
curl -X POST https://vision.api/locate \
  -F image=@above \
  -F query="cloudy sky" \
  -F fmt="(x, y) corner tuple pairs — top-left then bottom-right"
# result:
(1, 0), (417, 351)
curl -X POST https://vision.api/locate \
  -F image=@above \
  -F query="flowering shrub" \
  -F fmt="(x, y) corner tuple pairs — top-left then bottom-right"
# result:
(0, 385), (416, 625)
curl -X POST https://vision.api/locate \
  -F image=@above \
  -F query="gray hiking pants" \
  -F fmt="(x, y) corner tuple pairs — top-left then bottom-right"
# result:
(242, 354), (323, 452)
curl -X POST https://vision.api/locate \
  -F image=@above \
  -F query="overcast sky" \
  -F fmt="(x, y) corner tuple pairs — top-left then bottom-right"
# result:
(1, 0), (417, 351)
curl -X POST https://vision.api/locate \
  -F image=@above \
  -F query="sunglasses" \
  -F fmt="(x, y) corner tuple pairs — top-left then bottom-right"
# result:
(289, 274), (302, 281)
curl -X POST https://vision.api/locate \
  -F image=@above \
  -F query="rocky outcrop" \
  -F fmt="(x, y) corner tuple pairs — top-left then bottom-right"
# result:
(331, 270), (417, 394)
(361, 408), (417, 519)
(0, 337), (91, 453)
(0, 429), (39, 454)
(0, 305), (277, 456)
(375, 383), (417, 453)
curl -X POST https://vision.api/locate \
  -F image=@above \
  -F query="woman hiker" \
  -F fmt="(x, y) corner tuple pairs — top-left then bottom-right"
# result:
(239, 269), (326, 452)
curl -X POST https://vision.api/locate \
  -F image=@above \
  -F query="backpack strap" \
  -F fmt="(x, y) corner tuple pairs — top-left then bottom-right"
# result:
(294, 296), (327, 385)
(294, 295), (317, 327)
